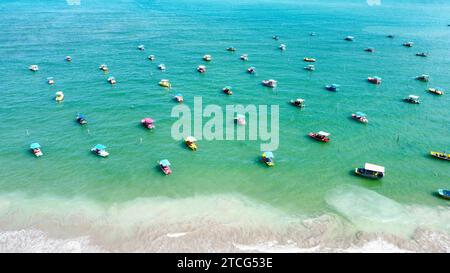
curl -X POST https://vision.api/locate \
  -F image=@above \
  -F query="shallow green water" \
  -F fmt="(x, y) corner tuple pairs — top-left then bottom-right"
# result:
(0, 0), (449, 221)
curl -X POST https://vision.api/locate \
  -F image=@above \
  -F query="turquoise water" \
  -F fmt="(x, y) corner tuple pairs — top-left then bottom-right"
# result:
(0, 0), (449, 251)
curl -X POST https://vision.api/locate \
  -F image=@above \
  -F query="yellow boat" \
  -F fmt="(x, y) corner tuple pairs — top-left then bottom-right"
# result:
(185, 136), (197, 151)
(430, 151), (450, 161)
(159, 79), (171, 88)
(262, 151), (274, 167)
(55, 91), (64, 102)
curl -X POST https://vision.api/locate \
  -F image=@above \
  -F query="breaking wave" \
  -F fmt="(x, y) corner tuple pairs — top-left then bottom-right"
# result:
(0, 188), (449, 252)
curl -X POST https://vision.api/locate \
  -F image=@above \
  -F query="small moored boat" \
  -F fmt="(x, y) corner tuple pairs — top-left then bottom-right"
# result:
(226, 47), (236, 52)
(141, 118), (155, 129)
(262, 79), (277, 88)
(430, 151), (450, 161)
(158, 64), (166, 71)
(428, 87), (444, 95)
(416, 74), (429, 82)
(352, 112), (368, 123)
(65, 56), (72, 62)
(107, 76), (116, 84)
(304, 57), (316, 62)
(197, 65), (206, 73)
(345, 36), (354, 41)
(325, 84), (339, 92)
(185, 136), (197, 151)
(404, 95), (420, 104)
(279, 44), (286, 50)
(30, 143), (43, 157)
(272, 35), (280, 40)
(308, 131), (330, 142)
(247, 67), (256, 74)
(55, 91), (64, 102)
(137, 45), (145, 51)
(387, 35), (394, 38)
(368, 76), (382, 84)
(416, 52), (427, 57)
(159, 79), (171, 88)
(290, 98), (305, 108)
(403, 42), (414, 47)
(29, 65), (39, 71)
(174, 94), (183, 103)
(203, 54), (212, 62)
(234, 114), (246, 125)
(99, 64), (108, 71)
(437, 189), (450, 200)
(76, 113), (87, 125)
(355, 163), (385, 179)
(148, 55), (155, 61)
(262, 151), (275, 167)
(47, 77), (54, 85)
(240, 54), (248, 61)
(159, 159), (172, 175)
(364, 47), (375, 53)
(91, 144), (109, 157)
(223, 86), (233, 95)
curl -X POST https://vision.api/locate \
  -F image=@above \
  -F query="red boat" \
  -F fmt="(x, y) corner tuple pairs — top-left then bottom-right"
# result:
(159, 160), (172, 175)
(308, 131), (330, 142)
(223, 86), (233, 95)
(141, 118), (155, 129)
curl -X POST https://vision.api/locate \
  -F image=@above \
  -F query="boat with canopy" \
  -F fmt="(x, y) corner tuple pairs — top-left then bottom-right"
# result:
(30, 143), (43, 157)
(262, 151), (274, 167)
(355, 163), (385, 179)
(159, 159), (172, 175)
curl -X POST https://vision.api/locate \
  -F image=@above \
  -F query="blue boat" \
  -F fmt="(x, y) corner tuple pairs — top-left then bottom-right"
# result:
(76, 113), (87, 125)
(91, 144), (109, 157)
(437, 189), (450, 200)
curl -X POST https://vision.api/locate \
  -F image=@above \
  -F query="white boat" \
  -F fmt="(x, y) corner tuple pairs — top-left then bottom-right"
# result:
(197, 65), (206, 73)
(262, 79), (277, 88)
(352, 112), (368, 123)
(107, 76), (116, 84)
(247, 67), (256, 74)
(148, 55), (155, 61)
(47, 77), (54, 85)
(29, 65), (39, 71)
(404, 95), (420, 104)
(203, 54), (212, 61)
(290, 98), (305, 108)
(65, 56), (72, 62)
(403, 41), (414, 47)
(99, 64), (108, 71)
(345, 36), (354, 41)
(279, 44), (286, 50)
(137, 45), (145, 51)
(234, 114), (246, 125)
(158, 64), (166, 71)
(91, 144), (109, 157)
(240, 54), (248, 61)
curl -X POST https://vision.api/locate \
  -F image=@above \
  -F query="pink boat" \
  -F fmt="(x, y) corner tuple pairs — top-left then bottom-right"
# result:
(141, 118), (155, 129)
